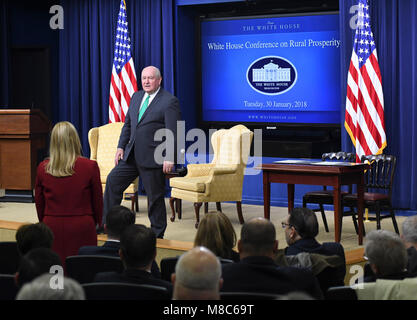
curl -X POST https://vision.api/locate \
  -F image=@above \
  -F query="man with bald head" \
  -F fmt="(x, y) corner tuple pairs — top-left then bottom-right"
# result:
(172, 246), (223, 300)
(220, 217), (323, 299)
(102, 66), (181, 238)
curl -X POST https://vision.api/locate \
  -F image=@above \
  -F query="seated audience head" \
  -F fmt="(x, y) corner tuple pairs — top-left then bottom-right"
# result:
(119, 224), (156, 271)
(193, 211), (237, 259)
(15, 247), (62, 288)
(105, 205), (136, 239)
(238, 217), (278, 259)
(46, 121), (82, 177)
(16, 273), (85, 300)
(15, 222), (54, 256)
(172, 246), (222, 300)
(364, 230), (408, 278)
(284, 207), (319, 245)
(401, 216), (417, 248)
(277, 291), (315, 300)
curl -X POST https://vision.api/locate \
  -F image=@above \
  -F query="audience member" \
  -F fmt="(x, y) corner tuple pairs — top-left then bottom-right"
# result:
(401, 216), (417, 276)
(16, 273), (85, 300)
(281, 207), (346, 291)
(284, 207), (345, 259)
(15, 247), (62, 288)
(194, 211), (239, 262)
(15, 222), (54, 256)
(93, 224), (172, 295)
(364, 229), (409, 282)
(220, 217), (323, 299)
(78, 205), (135, 256)
(34, 121), (103, 263)
(277, 291), (315, 300)
(172, 246), (223, 300)
(79, 205), (160, 277)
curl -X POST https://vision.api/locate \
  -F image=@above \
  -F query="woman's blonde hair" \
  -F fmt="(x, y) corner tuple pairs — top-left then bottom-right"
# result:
(193, 211), (237, 259)
(45, 121), (82, 177)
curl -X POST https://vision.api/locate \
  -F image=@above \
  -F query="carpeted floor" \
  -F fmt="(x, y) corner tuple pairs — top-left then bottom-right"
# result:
(0, 196), (407, 252)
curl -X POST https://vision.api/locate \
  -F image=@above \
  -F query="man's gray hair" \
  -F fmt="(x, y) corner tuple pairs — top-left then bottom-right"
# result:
(364, 229), (408, 276)
(143, 66), (161, 79)
(402, 216), (417, 244)
(16, 273), (85, 300)
(153, 67), (161, 78)
(175, 246), (221, 291)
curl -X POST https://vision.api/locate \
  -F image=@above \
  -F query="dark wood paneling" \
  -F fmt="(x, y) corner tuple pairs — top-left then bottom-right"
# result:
(0, 109), (50, 190)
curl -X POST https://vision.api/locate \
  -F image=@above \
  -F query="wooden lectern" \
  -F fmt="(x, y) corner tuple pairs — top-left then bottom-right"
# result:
(0, 144), (4, 197)
(0, 109), (51, 194)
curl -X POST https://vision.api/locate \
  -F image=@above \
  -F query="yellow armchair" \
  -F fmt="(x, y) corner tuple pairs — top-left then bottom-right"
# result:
(88, 122), (139, 212)
(169, 124), (253, 228)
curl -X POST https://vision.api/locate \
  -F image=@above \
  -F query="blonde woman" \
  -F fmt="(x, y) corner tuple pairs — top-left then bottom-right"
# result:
(194, 211), (239, 262)
(35, 121), (102, 263)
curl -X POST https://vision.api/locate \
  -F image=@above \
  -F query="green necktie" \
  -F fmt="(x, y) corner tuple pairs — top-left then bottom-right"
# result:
(138, 94), (150, 122)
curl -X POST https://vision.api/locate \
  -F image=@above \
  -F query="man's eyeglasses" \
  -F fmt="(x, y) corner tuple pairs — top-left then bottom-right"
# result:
(281, 222), (292, 229)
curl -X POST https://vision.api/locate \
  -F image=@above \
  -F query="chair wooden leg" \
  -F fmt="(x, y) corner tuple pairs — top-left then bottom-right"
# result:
(194, 202), (202, 229)
(236, 201), (244, 224)
(319, 204), (329, 233)
(216, 202), (222, 212)
(390, 208), (399, 234)
(376, 205), (382, 230)
(177, 199), (182, 219)
(204, 202), (209, 213)
(169, 197), (176, 222)
(131, 194), (138, 212)
(352, 214), (359, 235)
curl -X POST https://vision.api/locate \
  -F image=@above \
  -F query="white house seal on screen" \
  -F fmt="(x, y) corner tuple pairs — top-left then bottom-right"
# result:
(247, 56), (297, 95)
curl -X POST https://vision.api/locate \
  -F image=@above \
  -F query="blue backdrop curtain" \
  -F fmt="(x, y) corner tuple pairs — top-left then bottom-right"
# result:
(339, 0), (417, 211)
(58, 0), (175, 155)
(0, 0), (10, 106)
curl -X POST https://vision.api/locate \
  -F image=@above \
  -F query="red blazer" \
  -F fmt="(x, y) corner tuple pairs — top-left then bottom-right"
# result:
(35, 157), (103, 226)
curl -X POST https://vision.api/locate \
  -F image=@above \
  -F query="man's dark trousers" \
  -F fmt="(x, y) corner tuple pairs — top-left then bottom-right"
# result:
(103, 153), (167, 238)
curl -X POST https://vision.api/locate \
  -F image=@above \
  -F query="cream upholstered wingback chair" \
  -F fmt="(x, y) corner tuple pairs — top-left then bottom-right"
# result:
(169, 124), (253, 228)
(88, 122), (139, 212)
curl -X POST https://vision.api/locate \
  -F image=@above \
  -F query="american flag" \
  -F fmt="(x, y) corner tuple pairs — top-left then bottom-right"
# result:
(108, 0), (138, 123)
(345, 0), (386, 162)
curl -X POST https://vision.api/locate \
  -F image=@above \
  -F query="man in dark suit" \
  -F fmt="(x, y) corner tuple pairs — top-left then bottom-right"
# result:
(220, 217), (323, 299)
(282, 207), (346, 292)
(102, 66), (181, 238)
(78, 205), (160, 278)
(79, 205), (135, 256)
(93, 224), (172, 296)
(283, 208), (346, 260)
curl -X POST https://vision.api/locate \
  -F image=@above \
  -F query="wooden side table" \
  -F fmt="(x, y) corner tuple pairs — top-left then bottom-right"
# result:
(258, 162), (367, 245)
